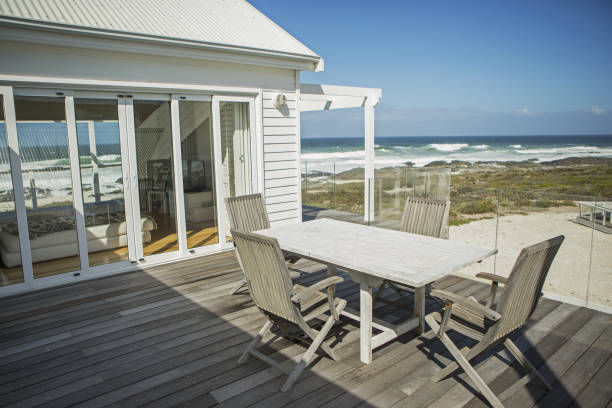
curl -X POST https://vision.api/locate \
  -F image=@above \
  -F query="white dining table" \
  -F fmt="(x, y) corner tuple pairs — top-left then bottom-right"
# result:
(256, 218), (497, 364)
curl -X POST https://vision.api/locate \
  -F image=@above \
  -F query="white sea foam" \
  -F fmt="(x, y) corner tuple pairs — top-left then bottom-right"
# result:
(515, 145), (606, 155)
(301, 150), (365, 161)
(301, 141), (612, 173)
(428, 143), (469, 152)
(509, 144), (522, 148)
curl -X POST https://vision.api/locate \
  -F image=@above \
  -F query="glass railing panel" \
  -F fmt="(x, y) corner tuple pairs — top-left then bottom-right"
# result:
(372, 166), (451, 229)
(448, 187), (499, 279)
(334, 165), (364, 216)
(302, 160), (365, 220)
(585, 198), (612, 309)
(495, 189), (598, 303)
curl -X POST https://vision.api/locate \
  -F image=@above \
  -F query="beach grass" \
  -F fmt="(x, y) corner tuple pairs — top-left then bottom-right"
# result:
(302, 159), (612, 225)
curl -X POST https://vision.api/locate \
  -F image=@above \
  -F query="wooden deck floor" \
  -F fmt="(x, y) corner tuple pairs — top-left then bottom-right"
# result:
(0, 250), (610, 407)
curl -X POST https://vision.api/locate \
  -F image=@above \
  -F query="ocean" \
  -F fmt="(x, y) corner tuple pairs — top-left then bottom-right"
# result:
(301, 135), (612, 173)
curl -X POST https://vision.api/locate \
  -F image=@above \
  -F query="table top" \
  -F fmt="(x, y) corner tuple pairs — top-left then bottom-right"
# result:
(256, 218), (497, 287)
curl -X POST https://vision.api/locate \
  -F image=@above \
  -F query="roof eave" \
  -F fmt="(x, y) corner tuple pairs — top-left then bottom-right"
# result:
(0, 17), (323, 72)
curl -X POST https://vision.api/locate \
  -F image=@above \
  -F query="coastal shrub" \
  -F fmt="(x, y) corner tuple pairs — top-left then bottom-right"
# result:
(534, 199), (559, 208)
(513, 199), (532, 208)
(457, 199), (496, 214)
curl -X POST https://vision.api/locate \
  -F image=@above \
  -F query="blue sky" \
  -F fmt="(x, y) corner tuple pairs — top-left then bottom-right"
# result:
(250, 0), (612, 137)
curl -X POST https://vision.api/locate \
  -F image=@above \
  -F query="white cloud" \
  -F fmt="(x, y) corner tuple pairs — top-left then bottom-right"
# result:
(592, 105), (606, 115)
(514, 107), (535, 116)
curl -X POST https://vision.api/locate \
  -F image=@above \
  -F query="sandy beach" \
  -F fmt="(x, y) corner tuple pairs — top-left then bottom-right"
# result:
(450, 210), (612, 310)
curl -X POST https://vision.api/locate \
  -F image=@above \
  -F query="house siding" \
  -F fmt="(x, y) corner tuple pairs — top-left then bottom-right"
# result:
(262, 90), (300, 226)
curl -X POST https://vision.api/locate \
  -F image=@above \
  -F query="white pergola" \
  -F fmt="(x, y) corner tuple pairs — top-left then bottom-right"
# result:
(299, 83), (382, 222)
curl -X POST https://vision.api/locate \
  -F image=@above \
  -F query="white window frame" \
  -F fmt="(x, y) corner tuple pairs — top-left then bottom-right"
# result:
(0, 86), (33, 295)
(11, 88), (88, 288)
(71, 90), (138, 274)
(171, 94), (225, 257)
(212, 95), (260, 249)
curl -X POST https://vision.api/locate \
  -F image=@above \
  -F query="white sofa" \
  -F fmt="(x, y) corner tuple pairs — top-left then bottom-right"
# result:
(0, 215), (157, 268)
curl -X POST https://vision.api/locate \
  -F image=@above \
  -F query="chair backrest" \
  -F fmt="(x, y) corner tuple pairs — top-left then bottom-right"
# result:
(486, 235), (565, 345)
(400, 198), (450, 239)
(225, 193), (270, 232)
(231, 228), (300, 324)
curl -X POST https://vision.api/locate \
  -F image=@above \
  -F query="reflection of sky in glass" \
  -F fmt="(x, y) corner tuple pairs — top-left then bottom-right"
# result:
(0, 122), (123, 206)
(0, 122), (121, 164)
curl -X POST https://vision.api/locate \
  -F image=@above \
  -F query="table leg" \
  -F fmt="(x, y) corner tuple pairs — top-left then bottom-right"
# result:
(414, 285), (427, 334)
(327, 265), (336, 296)
(360, 280), (372, 364)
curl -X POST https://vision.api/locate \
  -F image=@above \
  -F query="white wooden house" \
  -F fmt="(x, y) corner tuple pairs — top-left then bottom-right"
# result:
(0, 0), (380, 295)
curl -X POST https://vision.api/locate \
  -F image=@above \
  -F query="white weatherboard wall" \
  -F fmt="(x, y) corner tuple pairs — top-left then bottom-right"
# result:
(0, 40), (297, 92)
(262, 91), (300, 226)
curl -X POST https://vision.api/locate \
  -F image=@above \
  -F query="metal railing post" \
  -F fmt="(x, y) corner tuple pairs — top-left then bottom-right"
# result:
(304, 160), (308, 201)
(333, 160), (336, 210)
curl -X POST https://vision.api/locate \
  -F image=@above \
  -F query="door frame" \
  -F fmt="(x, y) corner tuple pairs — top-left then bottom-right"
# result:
(69, 90), (138, 276)
(0, 86), (33, 295)
(212, 95), (260, 249)
(171, 94), (225, 258)
(10, 87), (88, 288)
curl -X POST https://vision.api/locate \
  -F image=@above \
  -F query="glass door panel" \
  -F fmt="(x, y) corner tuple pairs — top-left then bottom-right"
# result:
(220, 101), (253, 198)
(75, 98), (130, 267)
(14, 96), (81, 278)
(216, 100), (255, 243)
(133, 100), (178, 256)
(0, 96), (25, 286)
(179, 100), (218, 249)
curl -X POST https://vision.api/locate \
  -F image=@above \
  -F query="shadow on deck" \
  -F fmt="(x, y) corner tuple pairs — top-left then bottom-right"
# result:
(0, 246), (610, 406)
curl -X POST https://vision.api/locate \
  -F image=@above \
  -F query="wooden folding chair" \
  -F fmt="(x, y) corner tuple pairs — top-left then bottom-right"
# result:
(232, 229), (347, 392)
(374, 198), (450, 307)
(425, 235), (564, 408)
(225, 193), (300, 295)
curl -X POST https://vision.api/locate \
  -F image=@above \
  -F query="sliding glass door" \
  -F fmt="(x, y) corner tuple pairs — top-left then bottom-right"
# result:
(213, 96), (258, 245)
(0, 88), (28, 288)
(75, 97), (132, 269)
(0, 87), (259, 294)
(129, 98), (180, 259)
(13, 94), (82, 279)
(177, 97), (219, 251)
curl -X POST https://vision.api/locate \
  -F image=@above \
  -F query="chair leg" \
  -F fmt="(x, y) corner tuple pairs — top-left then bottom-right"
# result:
(430, 344), (473, 383)
(426, 314), (503, 407)
(427, 314), (469, 383)
(282, 312), (338, 392)
(230, 279), (248, 295)
(238, 320), (273, 364)
(504, 339), (552, 391)
(439, 332), (504, 408)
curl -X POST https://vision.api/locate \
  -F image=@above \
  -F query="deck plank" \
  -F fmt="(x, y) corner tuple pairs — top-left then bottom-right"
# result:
(0, 243), (609, 408)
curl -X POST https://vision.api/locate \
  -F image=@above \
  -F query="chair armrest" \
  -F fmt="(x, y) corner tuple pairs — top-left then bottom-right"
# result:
(475, 273), (508, 285)
(291, 276), (344, 304)
(430, 289), (502, 321)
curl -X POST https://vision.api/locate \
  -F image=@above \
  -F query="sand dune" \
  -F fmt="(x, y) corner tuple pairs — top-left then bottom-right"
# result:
(450, 211), (611, 311)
